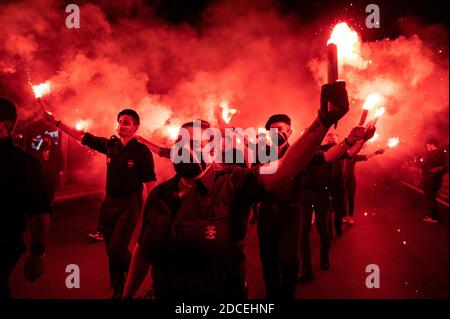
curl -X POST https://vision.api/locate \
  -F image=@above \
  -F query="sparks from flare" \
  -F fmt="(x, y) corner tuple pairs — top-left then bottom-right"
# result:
(363, 93), (383, 110)
(387, 137), (400, 148)
(166, 125), (180, 140)
(220, 101), (237, 124)
(32, 81), (52, 98)
(327, 22), (364, 69)
(75, 119), (91, 131)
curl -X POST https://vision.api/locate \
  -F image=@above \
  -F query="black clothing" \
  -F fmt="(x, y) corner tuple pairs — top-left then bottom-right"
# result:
(421, 149), (446, 219)
(101, 193), (142, 291)
(81, 133), (156, 290)
(300, 190), (331, 274)
(138, 164), (266, 299)
(343, 155), (368, 217)
(34, 144), (64, 201)
(257, 144), (325, 299)
(0, 137), (51, 299)
(82, 133), (156, 197)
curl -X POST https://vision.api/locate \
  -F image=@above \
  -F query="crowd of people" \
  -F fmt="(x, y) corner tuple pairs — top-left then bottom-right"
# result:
(0, 80), (446, 299)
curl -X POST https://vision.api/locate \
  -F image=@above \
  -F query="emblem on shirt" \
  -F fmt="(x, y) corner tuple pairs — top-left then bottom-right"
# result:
(127, 160), (135, 168)
(205, 225), (217, 240)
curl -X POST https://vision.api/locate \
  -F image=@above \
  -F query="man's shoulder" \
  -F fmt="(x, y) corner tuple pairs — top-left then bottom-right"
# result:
(7, 145), (41, 169)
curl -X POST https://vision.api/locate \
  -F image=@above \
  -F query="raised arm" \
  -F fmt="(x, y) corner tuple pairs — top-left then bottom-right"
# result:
(43, 111), (85, 141)
(135, 135), (171, 159)
(346, 125), (376, 158)
(323, 126), (366, 163)
(260, 81), (350, 191)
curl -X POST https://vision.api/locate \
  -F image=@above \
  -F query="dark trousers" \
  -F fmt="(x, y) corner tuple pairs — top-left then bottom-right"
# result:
(331, 188), (347, 232)
(423, 174), (443, 220)
(100, 193), (142, 291)
(300, 191), (331, 274)
(257, 204), (301, 299)
(346, 177), (356, 217)
(0, 243), (25, 299)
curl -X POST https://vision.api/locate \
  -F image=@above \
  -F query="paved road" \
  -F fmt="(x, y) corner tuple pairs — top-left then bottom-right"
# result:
(10, 173), (448, 299)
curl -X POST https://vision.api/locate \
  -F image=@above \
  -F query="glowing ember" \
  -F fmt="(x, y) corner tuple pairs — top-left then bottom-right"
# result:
(387, 137), (400, 148)
(368, 132), (379, 143)
(32, 81), (52, 98)
(166, 125), (180, 140)
(327, 22), (364, 68)
(220, 101), (237, 124)
(374, 107), (385, 118)
(75, 119), (90, 131)
(363, 93), (383, 110)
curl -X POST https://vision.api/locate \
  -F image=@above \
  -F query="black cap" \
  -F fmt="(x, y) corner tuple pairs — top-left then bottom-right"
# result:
(265, 114), (291, 130)
(117, 109), (140, 125)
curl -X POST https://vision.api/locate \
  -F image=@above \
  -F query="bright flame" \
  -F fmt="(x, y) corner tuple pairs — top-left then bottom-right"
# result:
(387, 137), (400, 148)
(368, 132), (379, 143)
(166, 125), (180, 140)
(327, 22), (364, 68)
(220, 101), (238, 124)
(363, 93), (383, 110)
(32, 81), (52, 98)
(374, 107), (386, 118)
(75, 119), (90, 131)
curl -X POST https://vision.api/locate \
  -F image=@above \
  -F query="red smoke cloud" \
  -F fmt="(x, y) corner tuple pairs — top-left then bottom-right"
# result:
(0, 0), (448, 182)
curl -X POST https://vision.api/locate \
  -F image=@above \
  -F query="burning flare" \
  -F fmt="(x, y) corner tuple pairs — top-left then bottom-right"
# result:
(75, 119), (90, 131)
(166, 125), (180, 140)
(220, 101), (237, 124)
(387, 137), (400, 148)
(374, 107), (386, 118)
(363, 93), (383, 110)
(327, 22), (366, 69)
(32, 81), (52, 98)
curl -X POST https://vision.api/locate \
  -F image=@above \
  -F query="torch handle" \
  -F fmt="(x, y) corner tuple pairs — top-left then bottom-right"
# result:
(327, 43), (339, 128)
(359, 110), (368, 126)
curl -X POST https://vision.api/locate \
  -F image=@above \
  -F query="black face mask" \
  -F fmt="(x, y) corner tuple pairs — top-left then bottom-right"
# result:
(271, 132), (288, 147)
(172, 146), (207, 178)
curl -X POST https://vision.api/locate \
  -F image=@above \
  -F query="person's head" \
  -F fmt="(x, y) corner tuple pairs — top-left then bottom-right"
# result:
(173, 119), (213, 179)
(0, 97), (17, 139)
(426, 137), (439, 151)
(116, 109), (140, 139)
(265, 114), (292, 148)
(325, 132), (338, 145)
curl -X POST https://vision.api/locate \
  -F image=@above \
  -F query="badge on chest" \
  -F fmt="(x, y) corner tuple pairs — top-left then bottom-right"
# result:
(205, 225), (217, 240)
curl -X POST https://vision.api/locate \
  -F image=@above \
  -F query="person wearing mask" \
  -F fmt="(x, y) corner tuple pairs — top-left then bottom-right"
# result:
(43, 108), (157, 298)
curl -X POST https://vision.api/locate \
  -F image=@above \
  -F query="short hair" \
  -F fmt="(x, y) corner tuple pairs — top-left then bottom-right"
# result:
(426, 137), (439, 147)
(117, 109), (140, 125)
(265, 114), (291, 130)
(0, 97), (17, 132)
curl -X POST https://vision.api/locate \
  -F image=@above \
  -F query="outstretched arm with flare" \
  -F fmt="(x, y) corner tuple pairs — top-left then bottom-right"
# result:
(43, 111), (85, 141)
